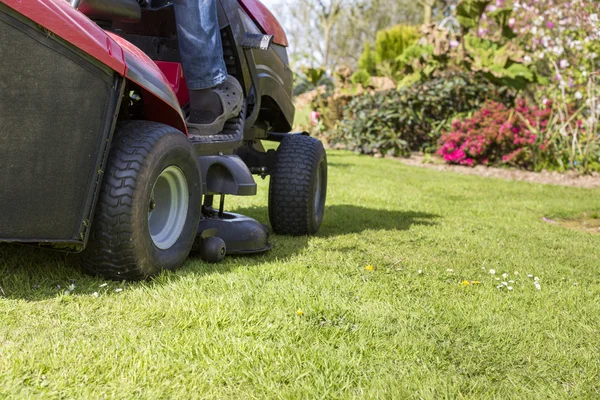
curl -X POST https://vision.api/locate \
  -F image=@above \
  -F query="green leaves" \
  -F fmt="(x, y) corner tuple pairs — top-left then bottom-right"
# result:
(358, 25), (420, 81)
(358, 42), (377, 76)
(374, 25), (420, 66)
(350, 70), (372, 87)
(396, 44), (435, 73)
(302, 67), (327, 87)
(487, 6), (517, 39)
(456, 0), (492, 31)
(462, 35), (536, 90)
(505, 64), (534, 81)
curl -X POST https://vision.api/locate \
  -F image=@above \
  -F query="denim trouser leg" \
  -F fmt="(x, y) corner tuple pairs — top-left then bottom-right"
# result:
(173, 0), (228, 90)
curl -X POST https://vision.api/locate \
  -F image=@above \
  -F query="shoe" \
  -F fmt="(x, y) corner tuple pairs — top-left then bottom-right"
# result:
(186, 75), (244, 136)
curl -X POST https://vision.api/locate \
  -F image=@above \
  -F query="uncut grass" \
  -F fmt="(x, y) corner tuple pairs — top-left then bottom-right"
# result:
(1, 151), (599, 398)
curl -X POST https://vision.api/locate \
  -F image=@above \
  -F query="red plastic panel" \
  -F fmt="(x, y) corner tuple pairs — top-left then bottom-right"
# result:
(238, 0), (288, 47)
(155, 61), (190, 107)
(1, 0), (126, 74)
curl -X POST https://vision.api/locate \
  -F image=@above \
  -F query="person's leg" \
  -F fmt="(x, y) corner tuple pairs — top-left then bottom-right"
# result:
(173, 0), (227, 123)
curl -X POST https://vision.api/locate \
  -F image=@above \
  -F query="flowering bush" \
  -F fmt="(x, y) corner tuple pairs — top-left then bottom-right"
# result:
(527, 75), (600, 173)
(438, 92), (600, 172)
(512, 0), (600, 98)
(437, 99), (552, 168)
(424, 1), (600, 172)
(318, 0), (600, 174)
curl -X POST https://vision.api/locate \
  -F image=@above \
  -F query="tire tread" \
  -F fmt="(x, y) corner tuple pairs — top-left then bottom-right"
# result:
(82, 121), (188, 280)
(268, 135), (326, 235)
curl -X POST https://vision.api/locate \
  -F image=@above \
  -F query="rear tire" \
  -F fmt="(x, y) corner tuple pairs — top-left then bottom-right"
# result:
(268, 135), (327, 235)
(82, 121), (202, 280)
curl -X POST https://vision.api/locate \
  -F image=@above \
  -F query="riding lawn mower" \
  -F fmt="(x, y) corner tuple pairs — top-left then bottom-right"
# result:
(0, 0), (328, 280)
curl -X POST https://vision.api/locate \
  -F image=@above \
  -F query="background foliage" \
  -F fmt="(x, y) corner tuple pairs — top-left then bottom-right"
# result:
(283, 0), (599, 174)
(332, 71), (515, 156)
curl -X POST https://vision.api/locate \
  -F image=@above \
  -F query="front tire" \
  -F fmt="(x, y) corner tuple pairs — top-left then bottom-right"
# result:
(82, 121), (202, 280)
(269, 135), (327, 235)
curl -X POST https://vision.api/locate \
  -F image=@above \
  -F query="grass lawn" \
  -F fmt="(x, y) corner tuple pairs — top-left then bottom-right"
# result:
(1, 150), (599, 398)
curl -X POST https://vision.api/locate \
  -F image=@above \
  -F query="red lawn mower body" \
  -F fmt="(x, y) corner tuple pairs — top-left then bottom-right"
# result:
(1, 0), (289, 133)
(0, 0), (327, 280)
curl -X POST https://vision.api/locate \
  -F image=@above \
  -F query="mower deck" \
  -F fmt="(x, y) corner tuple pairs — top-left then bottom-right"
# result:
(194, 212), (271, 257)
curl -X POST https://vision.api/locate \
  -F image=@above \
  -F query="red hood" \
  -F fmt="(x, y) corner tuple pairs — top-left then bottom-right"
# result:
(1, 0), (127, 74)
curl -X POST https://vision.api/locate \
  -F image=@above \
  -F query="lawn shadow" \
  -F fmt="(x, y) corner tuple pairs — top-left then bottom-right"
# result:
(232, 204), (439, 238)
(0, 205), (439, 300)
(327, 162), (353, 168)
(0, 244), (238, 301)
(199, 204), (440, 267)
(321, 205), (438, 236)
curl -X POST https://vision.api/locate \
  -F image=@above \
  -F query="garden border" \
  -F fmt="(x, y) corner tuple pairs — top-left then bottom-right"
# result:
(395, 154), (600, 189)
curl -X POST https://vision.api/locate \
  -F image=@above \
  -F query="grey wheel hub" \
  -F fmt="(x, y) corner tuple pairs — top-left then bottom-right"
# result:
(148, 166), (189, 250)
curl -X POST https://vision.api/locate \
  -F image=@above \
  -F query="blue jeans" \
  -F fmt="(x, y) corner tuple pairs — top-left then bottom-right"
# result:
(173, 0), (227, 90)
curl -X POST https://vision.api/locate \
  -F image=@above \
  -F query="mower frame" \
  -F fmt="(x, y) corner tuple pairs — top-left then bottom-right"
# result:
(0, 0), (294, 249)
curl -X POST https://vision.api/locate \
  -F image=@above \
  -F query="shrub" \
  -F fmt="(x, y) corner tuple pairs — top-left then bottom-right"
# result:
(358, 25), (420, 79)
(437, 100), (550, 168)
(395, 3), (540, 90)
(437, 95), (600, 173)
(350, 69), (372, 87)
(358, 42), (377, 76)
(514, 0), (600, 99)
(331, 71), (515, 157)
(529, 76), (600, 173)
(374, 25), (420, 66)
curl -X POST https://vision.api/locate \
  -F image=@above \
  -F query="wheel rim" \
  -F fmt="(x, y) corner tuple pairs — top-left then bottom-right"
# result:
(148, 166), (189, 250)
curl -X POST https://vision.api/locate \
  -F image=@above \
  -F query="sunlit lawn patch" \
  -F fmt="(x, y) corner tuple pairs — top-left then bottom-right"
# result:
(552, 212), (600, 235)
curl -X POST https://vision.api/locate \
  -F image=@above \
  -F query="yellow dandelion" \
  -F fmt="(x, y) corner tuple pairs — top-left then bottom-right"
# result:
(296, 309), (304, 317)
(365, 265), (375, 271)
(462, 280), (471, 286)
(471, 281), (481, 285)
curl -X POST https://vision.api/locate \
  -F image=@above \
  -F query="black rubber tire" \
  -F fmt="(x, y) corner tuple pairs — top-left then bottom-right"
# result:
(268, 135), (327, 235)
(81, 121), (202, 281)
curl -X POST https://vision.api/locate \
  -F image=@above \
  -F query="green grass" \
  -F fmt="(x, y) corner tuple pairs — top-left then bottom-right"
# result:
(293, 105), (311, 128)
(1, 151), (600, 399)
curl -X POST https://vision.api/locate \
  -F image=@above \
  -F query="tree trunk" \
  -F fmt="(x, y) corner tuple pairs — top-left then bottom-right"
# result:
(423, 2), (433, 24)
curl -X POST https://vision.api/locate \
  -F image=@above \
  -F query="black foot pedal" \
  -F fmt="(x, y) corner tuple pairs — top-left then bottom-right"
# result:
(242, 33), (274, 50)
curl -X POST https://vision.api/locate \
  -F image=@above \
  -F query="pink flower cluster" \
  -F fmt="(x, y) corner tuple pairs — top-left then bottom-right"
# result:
(437, 100), (552, 168)
(309, 111), (320, 125)
(437, 122), (489, 167)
